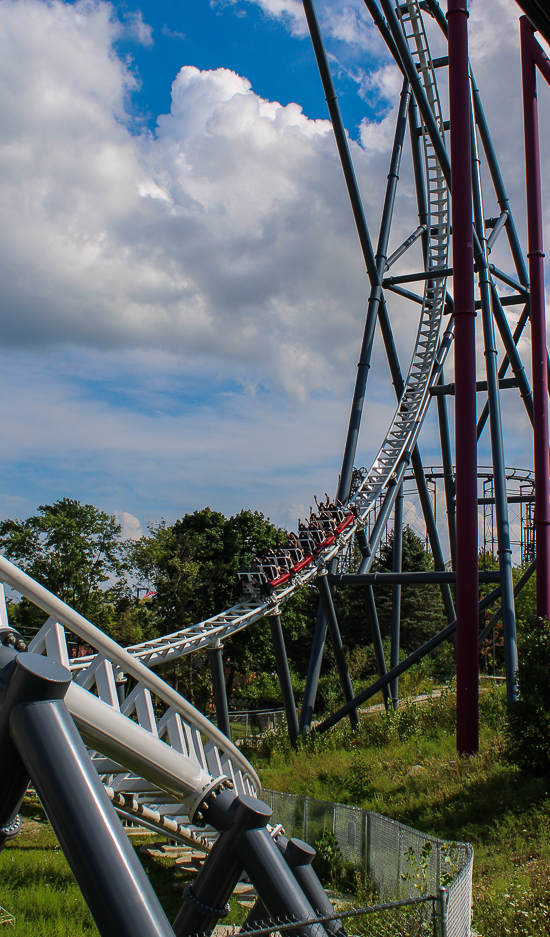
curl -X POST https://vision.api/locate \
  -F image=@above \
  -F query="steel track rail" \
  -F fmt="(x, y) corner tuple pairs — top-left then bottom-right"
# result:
(0, 2), (449, 837)
(69, 0), (450, 673)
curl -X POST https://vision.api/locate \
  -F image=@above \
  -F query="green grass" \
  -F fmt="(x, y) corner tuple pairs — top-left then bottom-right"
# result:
(2, 686), (549, 936)
(0, 797), (247, 935)
(0, 803), (96, 935)
(243, 685), (550, 937)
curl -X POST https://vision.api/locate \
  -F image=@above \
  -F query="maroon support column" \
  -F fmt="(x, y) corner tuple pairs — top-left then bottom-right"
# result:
(448, 0), (479, 754)
(521, 16), (550, 623)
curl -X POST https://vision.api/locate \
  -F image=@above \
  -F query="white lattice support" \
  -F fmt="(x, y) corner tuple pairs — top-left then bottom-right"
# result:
(29, 617), (70, 669)
(157, 710), (189, 758)
(121, 684), (158, 736)
(184, 724), (208, 772)
(204, 740), (224, 779)
(0, 583), (10, 632)
(94, 659), (121, 710)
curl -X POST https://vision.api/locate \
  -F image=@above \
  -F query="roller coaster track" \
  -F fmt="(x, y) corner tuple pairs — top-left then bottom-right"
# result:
(0, 2), (448, 843)
(69, 1), (450, 673)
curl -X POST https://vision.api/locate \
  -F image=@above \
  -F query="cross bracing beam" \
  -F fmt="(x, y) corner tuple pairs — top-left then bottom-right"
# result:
(382, 267), (453, 286)
(387, 289), (529, 309)
(489, 264), (528, 293)
(385, 225), (426, 269)
(478, 495), (534, 504)
(477, 561), (536, 646)
(431, 378), (519, 395)
(486, 213), (509, 252)
(314, 577), (519, 735)
(317, 574), (359, 728)
(329, 572), (501, 585)
(363, 580), (391, 711)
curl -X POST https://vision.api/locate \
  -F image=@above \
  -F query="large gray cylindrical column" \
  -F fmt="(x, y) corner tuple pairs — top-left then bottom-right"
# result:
(268, 611), (299, 746)
(208, 642), (231, 740)
(10, 661), (175, 937)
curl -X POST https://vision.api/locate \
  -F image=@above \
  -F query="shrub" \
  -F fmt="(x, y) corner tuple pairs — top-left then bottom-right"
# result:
(311, 830), (364, 894)
(505, 620), (550, 774)
(243, 686), (457, 761)
(312, 830), (344, 886)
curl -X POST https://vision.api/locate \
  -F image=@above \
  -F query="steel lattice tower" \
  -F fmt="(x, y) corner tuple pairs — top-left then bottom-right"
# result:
(1, 5), (549, 886)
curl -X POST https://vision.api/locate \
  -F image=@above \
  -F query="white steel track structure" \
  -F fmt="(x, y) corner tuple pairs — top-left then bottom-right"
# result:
(71, 0), (450, 671)
(0, 3), (448, 844)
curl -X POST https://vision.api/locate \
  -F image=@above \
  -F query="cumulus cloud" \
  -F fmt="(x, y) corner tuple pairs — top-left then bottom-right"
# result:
(0, 0), (424, 401)
(0, 0), (544, 528)
(115, 510), (143, 540)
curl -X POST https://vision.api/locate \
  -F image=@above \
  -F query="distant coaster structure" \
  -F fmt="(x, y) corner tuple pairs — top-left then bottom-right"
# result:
(0, 2), (549, 936)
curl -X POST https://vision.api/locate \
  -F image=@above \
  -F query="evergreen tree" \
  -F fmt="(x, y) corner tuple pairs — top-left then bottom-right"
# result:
(371, 526), (447, 651)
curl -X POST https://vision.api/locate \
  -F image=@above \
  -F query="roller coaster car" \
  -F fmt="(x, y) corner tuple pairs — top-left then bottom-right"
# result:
(234, 570), (266, 601)
(234, 511), (355, 601)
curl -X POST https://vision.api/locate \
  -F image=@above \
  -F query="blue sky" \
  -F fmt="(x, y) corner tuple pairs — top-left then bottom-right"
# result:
(110, 0), (385, 135)
(0, 0), (543, 552)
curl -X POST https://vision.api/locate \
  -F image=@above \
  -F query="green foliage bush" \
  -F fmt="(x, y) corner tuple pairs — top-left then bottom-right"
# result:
(472, 876), (550, 937)
(244, 687), (457, 760)
(505, 621), (550, 774)
(311, 830), (366, 895)
(311, 830), (344, 886)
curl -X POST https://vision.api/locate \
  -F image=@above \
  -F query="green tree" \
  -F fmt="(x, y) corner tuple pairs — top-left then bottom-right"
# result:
(505, 620), (550, 774)
(127, 507), (288, 635)
(127, 507), (314, 709)
(371, 527), (447, 651)
(0, 499), (127, 641)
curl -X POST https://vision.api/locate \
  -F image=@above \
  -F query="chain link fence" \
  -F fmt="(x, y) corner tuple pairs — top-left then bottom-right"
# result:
(233, 896), (440, 937)
(211, 710), (285, 741)
(262, 790), (473, 937)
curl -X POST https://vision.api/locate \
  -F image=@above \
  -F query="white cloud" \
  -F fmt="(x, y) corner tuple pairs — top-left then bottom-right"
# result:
(122, 10), (153, 46)
(238, 0), (308, 37)
(0, 0), (425, 402)
(115, 510), (143, 540)
(242, 0), (383, 46)
(0, 0), (545, 535)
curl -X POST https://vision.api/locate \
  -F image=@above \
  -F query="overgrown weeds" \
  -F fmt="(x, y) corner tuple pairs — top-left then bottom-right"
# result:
(246, 682), (550, 937)
(243, 685), (458, 760)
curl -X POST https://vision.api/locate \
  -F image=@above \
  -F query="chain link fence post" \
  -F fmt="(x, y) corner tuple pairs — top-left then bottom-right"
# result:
(264, 790), (472, 937)
(437, 886), (448, 937)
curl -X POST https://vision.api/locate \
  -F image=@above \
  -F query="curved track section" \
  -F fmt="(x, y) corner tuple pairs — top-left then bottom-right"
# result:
(0, 3), (448, 843)
(70, 0), (450, 671)
(0, 553), (259, 845)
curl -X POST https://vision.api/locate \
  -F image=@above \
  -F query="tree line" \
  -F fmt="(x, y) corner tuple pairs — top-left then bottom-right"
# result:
(0, 497), (535, 715)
